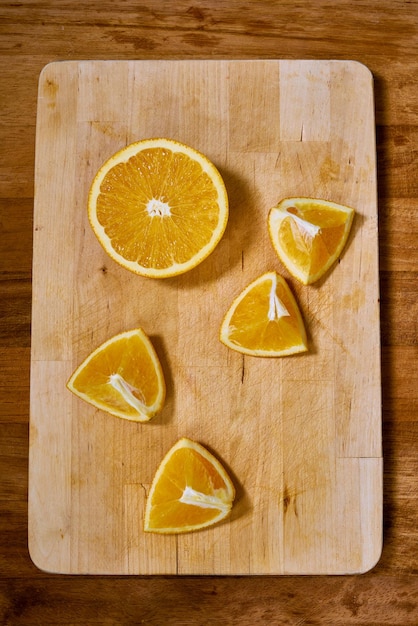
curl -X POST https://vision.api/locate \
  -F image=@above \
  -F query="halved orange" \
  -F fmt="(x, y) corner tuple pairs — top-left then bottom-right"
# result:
(67, 328), (166, 422)
(88, 138), (229, 278)
(220, 271), (308, 357)
(268, 197), (355, 284)
(144, 438), (235, 534)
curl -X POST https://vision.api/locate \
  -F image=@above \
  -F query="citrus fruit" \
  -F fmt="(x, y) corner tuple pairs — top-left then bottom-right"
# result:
(67, 328), (166, 422)
(144, 438), (235, 534)
(88, 138), (229, 278)
(220, 271), (308, 357)
(268, 197), (355, 284)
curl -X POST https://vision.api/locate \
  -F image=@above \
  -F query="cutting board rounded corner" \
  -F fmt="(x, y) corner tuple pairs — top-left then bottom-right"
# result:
(354, 540), (384, 576)
(343, 59), (374, 82)
(27, 534), (62, 576)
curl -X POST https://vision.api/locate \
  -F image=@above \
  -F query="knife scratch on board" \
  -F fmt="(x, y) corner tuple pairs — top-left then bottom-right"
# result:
(282, 484), (299, 518)
(300, 123), (305, 142)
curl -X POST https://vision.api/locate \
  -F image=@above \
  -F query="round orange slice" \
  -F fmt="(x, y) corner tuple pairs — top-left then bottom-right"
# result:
(67, 328), (166, 422)
(144, 438), (235, 534)
(268, 197), (355, 284)
(88, 138), (229, 278)
(220, 271), (308, 357)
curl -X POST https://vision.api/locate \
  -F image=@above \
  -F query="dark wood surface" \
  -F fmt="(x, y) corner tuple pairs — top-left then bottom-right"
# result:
(1, 1), (417, 623)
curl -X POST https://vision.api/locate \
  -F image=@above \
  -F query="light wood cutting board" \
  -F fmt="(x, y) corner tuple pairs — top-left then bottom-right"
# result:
(29, 60), (382, 575)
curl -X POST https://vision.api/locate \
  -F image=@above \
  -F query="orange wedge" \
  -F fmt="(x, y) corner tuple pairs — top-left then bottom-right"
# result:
(67, 328), (165, 422)
(88, 138), (229, 278)
(220, 271), (308, 357)
(144, 438), (235, 534)
(268, 197), (355, 284)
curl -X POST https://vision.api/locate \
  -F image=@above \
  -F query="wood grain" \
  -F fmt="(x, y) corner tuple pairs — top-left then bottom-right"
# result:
(29, 59), (381, 575)
(1, 0), (418, 623)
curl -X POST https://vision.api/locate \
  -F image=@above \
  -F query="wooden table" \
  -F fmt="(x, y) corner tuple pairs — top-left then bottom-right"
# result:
(1, 1), (417, 622)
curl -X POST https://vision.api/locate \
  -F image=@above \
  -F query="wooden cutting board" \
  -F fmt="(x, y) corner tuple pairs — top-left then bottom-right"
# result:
(29, 60), (382, 575)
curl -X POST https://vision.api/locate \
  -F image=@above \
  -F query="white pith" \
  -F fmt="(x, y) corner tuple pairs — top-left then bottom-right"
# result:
(146, 198), (171, 217)
(179, 485), (231, 513)
(268, 273), (290, 321)
(108, 373), (150, 415)
(284, 207), (321, 238)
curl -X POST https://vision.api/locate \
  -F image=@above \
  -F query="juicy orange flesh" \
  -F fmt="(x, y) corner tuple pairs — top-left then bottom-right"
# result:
(278, 204), (348, 276)
(226, 278), (304, 352)
(96, 148), (221, 269)
(148, 448), (229, 529)
(71, 335), (160, 416)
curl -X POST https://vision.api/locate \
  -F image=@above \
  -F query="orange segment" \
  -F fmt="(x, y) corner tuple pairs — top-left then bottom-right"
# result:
(67, 328), (166, 422)
(220, 271), (308, 357)
(268, 197), (355, 284)
(144, 438), (235, 534)
(88, 138), (229, 278)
